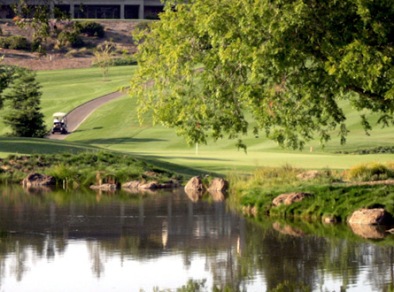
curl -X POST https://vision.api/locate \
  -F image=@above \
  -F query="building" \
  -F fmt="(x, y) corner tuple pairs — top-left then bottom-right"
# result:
(0, 0), (164, 20)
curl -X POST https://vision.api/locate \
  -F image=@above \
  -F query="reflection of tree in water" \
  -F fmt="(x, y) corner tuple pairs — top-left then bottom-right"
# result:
(88, 241), (105, 278)
(366, 246), (394, 290)
(242, 220), (394, 291)
(10, 242), (28, 282)
(2, 187), (394, 290)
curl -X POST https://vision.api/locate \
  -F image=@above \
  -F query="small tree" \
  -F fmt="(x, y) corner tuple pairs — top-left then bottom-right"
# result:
(93, 41), (115, 79)
(3, 69), (47, 137)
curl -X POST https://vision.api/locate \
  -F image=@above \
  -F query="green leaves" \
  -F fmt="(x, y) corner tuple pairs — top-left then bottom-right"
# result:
(130, 0), (394, 150)
(2, 69), (47, 138)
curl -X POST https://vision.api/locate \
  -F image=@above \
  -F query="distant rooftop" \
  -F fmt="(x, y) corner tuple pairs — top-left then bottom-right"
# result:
(0, 0), (164, 20)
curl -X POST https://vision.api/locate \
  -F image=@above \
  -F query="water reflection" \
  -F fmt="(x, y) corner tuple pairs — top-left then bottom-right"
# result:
(0, 186), (393, 291)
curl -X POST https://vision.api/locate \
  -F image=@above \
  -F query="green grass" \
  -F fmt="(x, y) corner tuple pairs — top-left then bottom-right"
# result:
(0, 66), (135, 135)
(66, 94), (394, 174)
(0, 65), (393, 176)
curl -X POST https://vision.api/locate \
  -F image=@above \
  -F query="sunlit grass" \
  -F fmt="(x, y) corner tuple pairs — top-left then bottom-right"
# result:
(0, 66), (135, 135)
(0, 66), (393, 176)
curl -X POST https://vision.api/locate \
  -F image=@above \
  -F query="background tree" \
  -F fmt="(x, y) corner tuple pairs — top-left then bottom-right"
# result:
(3, 69), (47, 137)
(0, 64), (18, 109)
(12, 0), (70, 54)
(130, 0), (394, 149)
(92, 41), (115, 80)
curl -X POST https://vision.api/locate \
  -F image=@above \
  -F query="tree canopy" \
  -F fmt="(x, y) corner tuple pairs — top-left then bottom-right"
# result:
(130, 0), (394, 149)
(2, 69), (47, 137)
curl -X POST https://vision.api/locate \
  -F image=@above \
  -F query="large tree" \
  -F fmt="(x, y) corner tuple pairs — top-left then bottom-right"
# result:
(130, 0), (394, 149)
(2, 69), (47, 137)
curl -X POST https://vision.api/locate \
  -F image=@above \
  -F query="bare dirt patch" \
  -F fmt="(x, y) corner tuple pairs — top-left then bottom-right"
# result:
(0, 20), (139, 70)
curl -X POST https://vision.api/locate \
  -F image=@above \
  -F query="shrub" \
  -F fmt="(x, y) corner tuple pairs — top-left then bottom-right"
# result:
(111, 56), (138, 66)
(31, 37), (46, 53)
(346, 162), (394, 182)
(78, 21), (105, 38)
(0, 35), (30, 50)
(57, 31), (85, 48)
(8, 35), (30, 50)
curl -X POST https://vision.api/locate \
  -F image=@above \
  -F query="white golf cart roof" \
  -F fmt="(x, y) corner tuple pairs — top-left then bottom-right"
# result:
(53, 112), (67, 118)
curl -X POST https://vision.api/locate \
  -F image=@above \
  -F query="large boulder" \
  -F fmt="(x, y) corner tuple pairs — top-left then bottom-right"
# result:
(184, 176), (204, 192)
(272, 192), (312, 206)
(208, 178), (229, 192)
(22, 173), (56, 187)
(296, 170), (321, 180)
(348, 208), (393, 225)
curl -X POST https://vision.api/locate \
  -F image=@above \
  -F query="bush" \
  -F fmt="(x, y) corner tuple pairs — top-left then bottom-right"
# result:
(57, 31), (85, 48)
(346, 162), (394, 182)
(111, 56), (138, 66)
(0, 35), (30, 50)
(78, 21), (105, 38)
(8, 36), (30, 50)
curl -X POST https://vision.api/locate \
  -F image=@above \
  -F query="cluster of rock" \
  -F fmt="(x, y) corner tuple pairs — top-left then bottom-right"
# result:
(184, 176), (229, 202)
(20, 173), (228, 201)
(242, 189), (394, 239)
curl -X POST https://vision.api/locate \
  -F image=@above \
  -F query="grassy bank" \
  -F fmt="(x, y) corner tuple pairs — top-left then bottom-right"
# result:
(0, 151), (185, 188)
(229, 163), (394, 222)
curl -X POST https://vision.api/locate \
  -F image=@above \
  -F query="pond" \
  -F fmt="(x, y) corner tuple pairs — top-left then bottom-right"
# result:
(0, 186), (393, 291)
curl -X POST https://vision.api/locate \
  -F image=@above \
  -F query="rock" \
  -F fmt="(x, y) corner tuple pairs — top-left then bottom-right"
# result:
(322, 215), (339, 224)
(272, 192), (312, 206)
(122, 179), (180, 190)
(296, 170), (321, 180)
(122, 181), (141, 189)
(90, 183), (119, 191)
(138, 182), (158, 189)
(208, 177), (229, 192)
(348, 208), (393, 225)
(184, 176), (204, 191)
(22, 173), (56, 187)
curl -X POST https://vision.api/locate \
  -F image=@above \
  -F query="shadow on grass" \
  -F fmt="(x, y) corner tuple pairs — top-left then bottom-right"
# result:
(129, 153), (222, 177)
(0, 137), (99, 155)
(0, 137), (216, 178)
(76, 137), (166, 144)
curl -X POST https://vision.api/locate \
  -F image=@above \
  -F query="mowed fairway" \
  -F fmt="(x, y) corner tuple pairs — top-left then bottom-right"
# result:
(0, 66), (135, 136)
(1, 66), (393, 175)
(66, 91), (394, 174)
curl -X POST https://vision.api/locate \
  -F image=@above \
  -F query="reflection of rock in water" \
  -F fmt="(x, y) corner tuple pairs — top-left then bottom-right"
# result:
(348, 223), (386, 239)
(185, 188), (203, 202)
(162, 221), (168, 248)
(272, 222), (305, 237)
(208, 190), (225, 202)
(121, 188), (155, 196)
(23, 185), (53, 194)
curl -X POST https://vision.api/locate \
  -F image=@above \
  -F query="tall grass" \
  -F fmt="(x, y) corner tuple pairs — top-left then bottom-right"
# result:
(230, 163), (394, 222)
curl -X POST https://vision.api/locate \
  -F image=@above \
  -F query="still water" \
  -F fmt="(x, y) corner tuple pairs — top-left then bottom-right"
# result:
(0, 186), (393, 291)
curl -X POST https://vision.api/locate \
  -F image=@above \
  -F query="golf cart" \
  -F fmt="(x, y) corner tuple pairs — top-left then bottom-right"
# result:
(52, 112), (68, 134)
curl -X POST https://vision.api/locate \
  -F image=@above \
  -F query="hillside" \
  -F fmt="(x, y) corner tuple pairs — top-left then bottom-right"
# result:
(0, 20), (141, 70)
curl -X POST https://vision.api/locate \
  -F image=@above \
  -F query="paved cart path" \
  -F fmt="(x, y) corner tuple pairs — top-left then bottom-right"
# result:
(48, 90), (124, 140)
